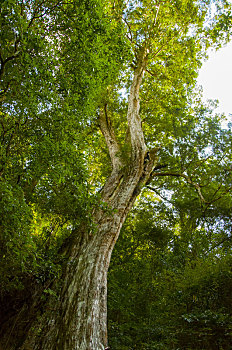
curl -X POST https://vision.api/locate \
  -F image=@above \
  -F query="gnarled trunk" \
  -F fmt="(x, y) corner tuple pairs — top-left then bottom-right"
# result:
(19, 169), (155, 350)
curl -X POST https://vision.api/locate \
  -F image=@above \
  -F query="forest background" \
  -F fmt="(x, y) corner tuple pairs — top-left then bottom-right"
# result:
(0, 0), (232, 349)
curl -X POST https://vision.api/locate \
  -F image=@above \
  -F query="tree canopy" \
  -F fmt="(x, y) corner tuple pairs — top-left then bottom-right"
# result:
(0, 0), (128, 290)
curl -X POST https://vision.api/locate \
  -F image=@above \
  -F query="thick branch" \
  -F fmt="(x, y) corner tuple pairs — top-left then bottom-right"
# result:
(99, 104), (122, 171)
(150, 169), (232, 211)
(127, 46), (148, 157)
(151, 171), (208, 204)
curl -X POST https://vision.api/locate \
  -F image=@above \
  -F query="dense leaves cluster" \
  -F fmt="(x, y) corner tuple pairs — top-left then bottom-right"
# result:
(0, 0), (128, 292)
(108, 189), (232, 349)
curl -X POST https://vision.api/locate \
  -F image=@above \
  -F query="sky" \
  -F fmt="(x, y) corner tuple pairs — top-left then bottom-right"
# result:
(197, 41), (232, 118)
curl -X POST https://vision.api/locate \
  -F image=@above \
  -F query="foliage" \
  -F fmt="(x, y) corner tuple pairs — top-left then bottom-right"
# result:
(108, 187), (232, 349)
(0, 0), (128, 293)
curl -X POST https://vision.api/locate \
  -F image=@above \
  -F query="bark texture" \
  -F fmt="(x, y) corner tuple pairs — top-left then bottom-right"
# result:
(1, 46), (157, 350)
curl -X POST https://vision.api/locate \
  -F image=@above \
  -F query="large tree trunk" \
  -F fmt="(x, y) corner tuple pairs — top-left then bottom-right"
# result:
(1, 46), (156, 350)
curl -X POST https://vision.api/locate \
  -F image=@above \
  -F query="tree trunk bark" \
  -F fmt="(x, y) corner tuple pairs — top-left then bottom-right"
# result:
(18, 166), (155, 350)
(21, 223), (115, 350)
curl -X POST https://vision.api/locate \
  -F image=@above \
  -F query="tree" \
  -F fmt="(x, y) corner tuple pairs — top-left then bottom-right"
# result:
(0, 0), (232, 349)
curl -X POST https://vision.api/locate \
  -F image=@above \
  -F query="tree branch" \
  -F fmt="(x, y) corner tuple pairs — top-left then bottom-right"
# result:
(151, 170), (208, 204)
(122, 17), (134, 43)
(99, 104), (122, 171)
(127, 45), (148, 158)
(28, 0), (63, 28)
(146, 185), (174, 205)
(209, 235), (232, 252)
(0, 52), (21, 80)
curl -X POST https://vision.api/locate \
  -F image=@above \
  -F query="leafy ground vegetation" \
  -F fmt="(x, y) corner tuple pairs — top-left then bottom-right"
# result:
(0, 0), (232, 349)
